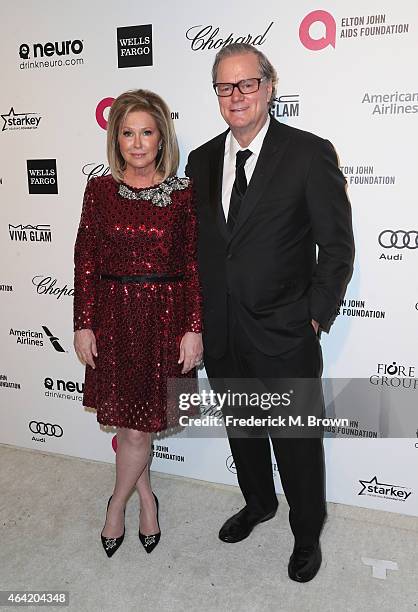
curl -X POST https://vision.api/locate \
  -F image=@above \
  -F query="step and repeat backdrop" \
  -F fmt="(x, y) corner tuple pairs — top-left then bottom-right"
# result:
(1, 0), (417, 516)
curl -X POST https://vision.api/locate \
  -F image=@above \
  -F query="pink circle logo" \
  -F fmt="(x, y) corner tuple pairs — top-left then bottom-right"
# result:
(299, 10), (336, 50)
(96, 97), (115, 130)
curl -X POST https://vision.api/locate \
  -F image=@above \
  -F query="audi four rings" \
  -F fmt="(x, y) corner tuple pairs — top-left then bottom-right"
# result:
(29, 421), (63, 437)
(378, 230), (418, 249)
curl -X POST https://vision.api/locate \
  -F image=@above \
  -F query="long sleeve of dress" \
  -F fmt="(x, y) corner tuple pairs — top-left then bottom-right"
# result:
(184, 185), (203, 334)
(73, 178), (100, 331)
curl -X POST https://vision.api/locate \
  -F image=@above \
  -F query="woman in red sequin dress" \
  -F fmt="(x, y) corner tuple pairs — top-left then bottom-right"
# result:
(73, 90), (203, 556)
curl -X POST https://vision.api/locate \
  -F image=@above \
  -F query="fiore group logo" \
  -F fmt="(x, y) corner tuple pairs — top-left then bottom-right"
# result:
(369, 361), (417, 391)
(27, 159), (58, 194)
(358, 476), (412, 502)
(32, 275), (74, 300)
(299, 10), (409, 51)
(1, 107), (41, 131)
(19, 39), (84, 70)
(117, 24), (153, 68)
(270, 95), (300, 120)
(9, 326), (65, 352)
(9, 224), (51, 242)
(185, 21), (273, 51)
(378, 229), (418, 262)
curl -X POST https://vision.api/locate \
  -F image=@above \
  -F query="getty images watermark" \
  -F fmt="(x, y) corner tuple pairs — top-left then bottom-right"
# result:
(177, 388), (349, 429)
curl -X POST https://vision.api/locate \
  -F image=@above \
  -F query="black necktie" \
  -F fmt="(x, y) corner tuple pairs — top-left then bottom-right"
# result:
(227, 149), (252, 231)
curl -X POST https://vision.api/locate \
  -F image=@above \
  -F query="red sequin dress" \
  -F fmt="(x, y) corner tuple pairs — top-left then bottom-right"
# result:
(73, 175), (202, 432)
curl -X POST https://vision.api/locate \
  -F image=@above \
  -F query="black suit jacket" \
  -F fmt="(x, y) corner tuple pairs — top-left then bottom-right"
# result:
(186, 118), (354, 358)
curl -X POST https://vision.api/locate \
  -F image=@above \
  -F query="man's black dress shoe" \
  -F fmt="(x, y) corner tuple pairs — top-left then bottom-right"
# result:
(288, 544), (322, 582)
(218, 505), (277, 543)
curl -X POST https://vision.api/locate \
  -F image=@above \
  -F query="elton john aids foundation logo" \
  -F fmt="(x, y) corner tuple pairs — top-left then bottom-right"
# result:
(95, 97), (180, 131)
(299, 10), (336, 50)
(95, 97), (114, 130)
(299, 10), (409, 50)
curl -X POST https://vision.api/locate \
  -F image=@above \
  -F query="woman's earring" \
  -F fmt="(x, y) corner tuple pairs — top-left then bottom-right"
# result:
(158, 142), (162, 151)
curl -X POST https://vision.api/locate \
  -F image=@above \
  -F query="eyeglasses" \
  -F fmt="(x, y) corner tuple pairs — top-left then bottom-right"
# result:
(213, 77), (265, 97)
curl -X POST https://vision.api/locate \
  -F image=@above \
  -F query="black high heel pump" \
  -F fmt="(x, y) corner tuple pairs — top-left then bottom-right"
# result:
(101, 496), (125, 558)
(138, 493), (161, 554)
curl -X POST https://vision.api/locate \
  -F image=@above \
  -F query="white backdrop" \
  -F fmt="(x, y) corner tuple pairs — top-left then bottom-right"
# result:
(1, 0), (417, 517)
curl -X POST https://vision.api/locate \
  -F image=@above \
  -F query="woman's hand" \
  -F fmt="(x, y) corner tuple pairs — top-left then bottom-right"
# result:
(74, 329), (98, 369)
(178, 332), (203, 374)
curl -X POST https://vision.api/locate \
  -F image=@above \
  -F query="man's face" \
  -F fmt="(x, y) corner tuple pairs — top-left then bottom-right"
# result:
(215, 52), (272, 135)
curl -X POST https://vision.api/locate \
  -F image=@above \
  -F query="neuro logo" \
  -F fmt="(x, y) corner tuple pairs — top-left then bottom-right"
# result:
(18, 39), (84, 71)
(19, 44), (30, 59)
(19, 39), (83, 60)
(299, 10), (336, 50)
(41, 326), (65, 352)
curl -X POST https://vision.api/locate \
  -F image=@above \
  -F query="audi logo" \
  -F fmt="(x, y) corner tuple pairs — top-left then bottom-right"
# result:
(29, 421), (63, 437)
(378, 230), (418, 249)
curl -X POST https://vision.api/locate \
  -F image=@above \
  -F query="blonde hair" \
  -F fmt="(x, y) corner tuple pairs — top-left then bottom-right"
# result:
(107, 89), (179, 182)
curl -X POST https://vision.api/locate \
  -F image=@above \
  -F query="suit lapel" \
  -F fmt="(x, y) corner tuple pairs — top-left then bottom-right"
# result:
(228, 120), (290, 242)
(209, 130), (229, 241)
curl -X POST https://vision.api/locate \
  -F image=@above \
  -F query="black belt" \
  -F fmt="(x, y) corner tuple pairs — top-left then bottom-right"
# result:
(100, 273), (184, 283)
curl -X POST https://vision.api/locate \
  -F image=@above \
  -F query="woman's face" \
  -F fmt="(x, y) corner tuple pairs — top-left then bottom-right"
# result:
(118, 110), (161, 176)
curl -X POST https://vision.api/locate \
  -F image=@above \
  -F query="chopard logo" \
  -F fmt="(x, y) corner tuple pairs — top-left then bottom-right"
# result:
(378, 230), (418, 249)
(32, 275), (74, 299)
(185, 21), (273, 51)
(82, 162), (110, 181)
(29, 421), (63, 437)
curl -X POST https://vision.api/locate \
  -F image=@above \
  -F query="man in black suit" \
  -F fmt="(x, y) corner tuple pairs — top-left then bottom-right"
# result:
(186, 43), (354, 582)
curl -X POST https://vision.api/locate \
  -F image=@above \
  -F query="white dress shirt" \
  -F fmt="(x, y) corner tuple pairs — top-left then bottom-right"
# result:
(221, 116), (270, 219)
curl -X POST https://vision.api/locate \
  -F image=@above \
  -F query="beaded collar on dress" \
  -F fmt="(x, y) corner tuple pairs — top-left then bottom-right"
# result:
(117, 176), (190, 207)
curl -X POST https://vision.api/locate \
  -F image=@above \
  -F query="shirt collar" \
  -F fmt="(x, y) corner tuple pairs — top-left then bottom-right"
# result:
(228, 115), (271, 161)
